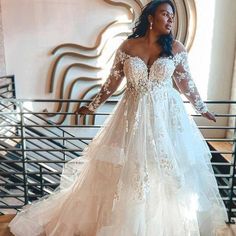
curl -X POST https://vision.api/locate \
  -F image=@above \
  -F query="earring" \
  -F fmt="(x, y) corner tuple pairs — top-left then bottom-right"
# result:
(149, 22), (153, 30)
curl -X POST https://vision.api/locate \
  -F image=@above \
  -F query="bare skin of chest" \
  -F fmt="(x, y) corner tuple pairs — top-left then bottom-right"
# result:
(126, 38), (163, 70)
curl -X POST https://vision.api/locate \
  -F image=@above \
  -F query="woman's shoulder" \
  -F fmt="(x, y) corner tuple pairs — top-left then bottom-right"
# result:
(172, 39), (187, 54)
(172, 40), (189, 66)
(118, 38), (143, 55)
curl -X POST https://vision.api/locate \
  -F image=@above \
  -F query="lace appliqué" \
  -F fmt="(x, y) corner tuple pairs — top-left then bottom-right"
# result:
(160, 158), (174, 173)
(130, 162), (150, 201)
(169, 98), (184, 132)
(125, 58), (174, 98)
(85, 49), (127, 112)
(113, 179), (123, 204)
(112, 162), (150, 204)
(172, 52), (208, 114)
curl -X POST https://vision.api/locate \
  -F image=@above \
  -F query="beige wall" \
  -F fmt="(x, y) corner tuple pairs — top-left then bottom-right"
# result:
(184, 0), (236, 138)
(1, 0), (135, 96)
(227, 50), (236, 139)
(207, 0), (236, 138)
(0, 1), (6, 76)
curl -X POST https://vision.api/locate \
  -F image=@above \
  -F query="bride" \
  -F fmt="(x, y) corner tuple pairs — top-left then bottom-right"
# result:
(9, 0), (228, 235)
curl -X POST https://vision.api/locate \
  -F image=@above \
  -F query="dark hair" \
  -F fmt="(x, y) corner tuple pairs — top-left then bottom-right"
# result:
(127, 0), (175, 57)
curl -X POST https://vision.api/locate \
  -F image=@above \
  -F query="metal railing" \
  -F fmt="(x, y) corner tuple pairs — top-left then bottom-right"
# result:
(0, 98), (235, 224)
(0, 75), (16, 151)
(0, 75), (15, 99)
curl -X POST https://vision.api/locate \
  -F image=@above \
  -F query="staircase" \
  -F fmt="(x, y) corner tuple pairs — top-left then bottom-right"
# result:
(0, 76), (88, 215)
(0, 106), (87, 214)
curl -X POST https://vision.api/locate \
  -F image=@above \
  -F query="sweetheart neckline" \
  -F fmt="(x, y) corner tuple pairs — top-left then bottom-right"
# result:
(128, 55), (170, 72)
(121, 50), (187, 72)
(127, 56), (171, 79)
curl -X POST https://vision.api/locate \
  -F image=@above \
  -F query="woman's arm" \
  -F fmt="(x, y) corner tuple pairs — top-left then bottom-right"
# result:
(172, 42), (208, 114)
(84, 44), (127, 113)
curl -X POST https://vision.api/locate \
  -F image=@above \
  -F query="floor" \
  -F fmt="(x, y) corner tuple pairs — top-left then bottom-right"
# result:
(0, 215), (14, 236)
(208, 141), (233, 161)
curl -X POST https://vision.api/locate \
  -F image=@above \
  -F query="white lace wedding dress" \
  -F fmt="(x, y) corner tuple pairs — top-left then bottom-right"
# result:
(9, 42), (228, 236)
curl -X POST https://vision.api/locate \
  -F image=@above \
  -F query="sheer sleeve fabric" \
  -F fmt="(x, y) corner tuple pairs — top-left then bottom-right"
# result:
(172, 50), (208, 114)
(85, 48), (127, 112)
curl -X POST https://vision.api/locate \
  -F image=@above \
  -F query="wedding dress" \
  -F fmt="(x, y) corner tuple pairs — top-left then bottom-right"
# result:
(8, 41), (228, 236)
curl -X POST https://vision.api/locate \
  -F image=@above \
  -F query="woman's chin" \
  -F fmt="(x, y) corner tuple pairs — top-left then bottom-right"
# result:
(161, 30), (171, 36)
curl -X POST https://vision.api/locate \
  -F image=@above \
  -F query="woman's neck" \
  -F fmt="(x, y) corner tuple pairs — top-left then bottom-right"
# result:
(143, 30), (161, 47)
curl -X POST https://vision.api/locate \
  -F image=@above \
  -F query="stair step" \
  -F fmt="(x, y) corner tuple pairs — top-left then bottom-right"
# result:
(0, 214), (15, 223)
(0, 215), (15, 236)
(0, 225), (14, 236)
(208, 141), (233, 161)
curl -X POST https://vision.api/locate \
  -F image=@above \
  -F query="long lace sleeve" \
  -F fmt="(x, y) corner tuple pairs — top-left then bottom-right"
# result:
(172, 49), (208, 114)
(85, 47), (127, 112)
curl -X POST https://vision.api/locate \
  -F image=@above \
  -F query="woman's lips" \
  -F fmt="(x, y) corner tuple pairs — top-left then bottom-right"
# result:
(165, 24), (172, 30)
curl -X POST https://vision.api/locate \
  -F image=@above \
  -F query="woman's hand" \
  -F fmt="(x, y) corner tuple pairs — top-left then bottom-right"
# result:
(74, 106), (95, 118)
(201, 111), (216, 122)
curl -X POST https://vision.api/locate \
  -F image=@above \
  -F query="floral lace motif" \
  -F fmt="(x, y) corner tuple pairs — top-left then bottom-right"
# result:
(85, 49), (127, 112)
(86, 47), (208, 114)
(113, 161), (150, 203)
(169, 97), (184, 132)
(172, 52), (208, 114)
(131, 161), (150, 201)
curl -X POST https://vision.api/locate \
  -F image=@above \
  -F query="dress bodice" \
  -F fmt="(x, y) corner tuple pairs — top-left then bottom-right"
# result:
(123, 53), (184, 95)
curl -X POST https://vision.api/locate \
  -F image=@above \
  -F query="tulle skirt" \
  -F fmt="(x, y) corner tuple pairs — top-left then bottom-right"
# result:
(8, 87), (228, 236)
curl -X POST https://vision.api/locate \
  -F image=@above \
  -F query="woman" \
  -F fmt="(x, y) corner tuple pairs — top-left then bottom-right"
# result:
(9, 1), (228, 235)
